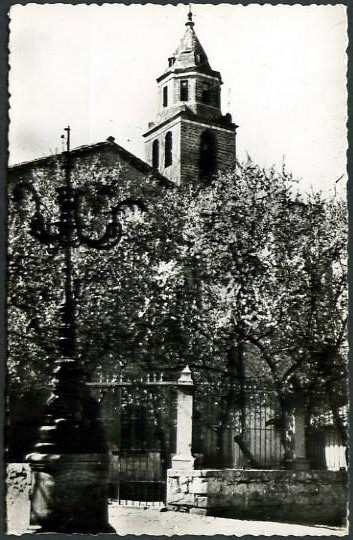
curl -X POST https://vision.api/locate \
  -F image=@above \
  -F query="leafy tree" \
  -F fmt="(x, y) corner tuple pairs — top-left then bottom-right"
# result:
(173, 164), (347, 461)
(8, 154), (347, 465)
(8, 153), (169, 386)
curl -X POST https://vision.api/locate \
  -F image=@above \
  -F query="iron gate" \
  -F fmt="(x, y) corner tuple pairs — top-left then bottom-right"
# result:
(89, 375), (177, 505)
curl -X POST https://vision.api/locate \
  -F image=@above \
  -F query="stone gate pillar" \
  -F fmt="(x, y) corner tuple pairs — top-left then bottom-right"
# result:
(293, 407), (310, 470)
(171, 366), (195, 469)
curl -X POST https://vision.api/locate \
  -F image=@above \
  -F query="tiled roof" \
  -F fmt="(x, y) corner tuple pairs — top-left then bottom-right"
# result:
(8, 138), (172, 187)
(158, 14), (221, 82)
(172, 24), (211, 72)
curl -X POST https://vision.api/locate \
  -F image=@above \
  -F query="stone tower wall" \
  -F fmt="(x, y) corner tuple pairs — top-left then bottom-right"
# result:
(180, 120), (235, 185)
(144, 15), (237, 185)
(145, 119), (181, 185)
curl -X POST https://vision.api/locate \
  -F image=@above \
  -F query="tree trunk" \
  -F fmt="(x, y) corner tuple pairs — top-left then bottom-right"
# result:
(218, 339), (259, 468)
(279, 403), (295, 468)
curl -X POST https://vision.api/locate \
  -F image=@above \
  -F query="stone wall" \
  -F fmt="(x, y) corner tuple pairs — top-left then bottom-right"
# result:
(180, 119), (235, 185)
(145, 118), (182, 185)
(6, 463), (32, 533)
(167, 468), (348, 526)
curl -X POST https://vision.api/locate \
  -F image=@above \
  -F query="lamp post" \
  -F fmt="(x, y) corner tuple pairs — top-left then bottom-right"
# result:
(14, 127), (145, 533)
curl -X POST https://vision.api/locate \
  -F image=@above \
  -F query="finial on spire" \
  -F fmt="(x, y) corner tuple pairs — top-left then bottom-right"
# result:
(185, 4), (195, 28)
(60, 125), (71, 153)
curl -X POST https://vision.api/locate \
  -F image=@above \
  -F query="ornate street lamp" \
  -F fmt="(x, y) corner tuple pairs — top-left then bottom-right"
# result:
(13, 127), (145, 533)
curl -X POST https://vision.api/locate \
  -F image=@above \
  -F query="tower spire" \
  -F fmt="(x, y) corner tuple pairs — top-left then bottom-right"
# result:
(185, 4), (194, 28)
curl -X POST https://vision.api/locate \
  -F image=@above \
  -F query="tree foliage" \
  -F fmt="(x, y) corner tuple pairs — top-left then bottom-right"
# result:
(8, 155), (348, 455)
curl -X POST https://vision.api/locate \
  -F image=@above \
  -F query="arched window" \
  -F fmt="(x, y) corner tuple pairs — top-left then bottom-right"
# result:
(165, 131), (173, 167)
(199, 130), (217, 179)
(163, 86), (168, 107)
(215, 87), (221, 108)
(152, 140), (159, 169)
(201, 82), (210, 104)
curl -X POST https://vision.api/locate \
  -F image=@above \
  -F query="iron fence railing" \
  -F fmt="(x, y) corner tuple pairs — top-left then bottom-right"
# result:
(6, 374), (348, 477)
(193, 382), (283, 468)
(192, 380), (347, 471)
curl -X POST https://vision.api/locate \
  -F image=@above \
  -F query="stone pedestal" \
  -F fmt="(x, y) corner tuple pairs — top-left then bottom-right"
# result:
(26, 361), (114, 533)
(171, 366), (195, 470)
(27, 453), (113, 533)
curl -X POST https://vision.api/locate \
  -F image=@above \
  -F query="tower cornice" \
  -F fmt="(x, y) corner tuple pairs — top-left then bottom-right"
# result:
(157, 67), (222, 85)
(143, 109), (237, 139)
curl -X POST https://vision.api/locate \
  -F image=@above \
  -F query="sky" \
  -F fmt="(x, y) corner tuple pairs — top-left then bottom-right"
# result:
(8, 3), (347, 194)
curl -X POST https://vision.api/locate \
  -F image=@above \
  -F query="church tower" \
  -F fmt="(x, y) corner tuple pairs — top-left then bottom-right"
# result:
(143, 8), (237, 185)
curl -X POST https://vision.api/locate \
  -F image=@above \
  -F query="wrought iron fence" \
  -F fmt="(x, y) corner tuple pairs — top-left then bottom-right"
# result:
(192, 380), (284, 468)
(192, 379), (348, 471)
(7, 374), (347, 477)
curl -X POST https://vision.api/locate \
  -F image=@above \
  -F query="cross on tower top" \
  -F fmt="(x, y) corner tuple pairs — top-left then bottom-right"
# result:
(186, 5), (194, 28)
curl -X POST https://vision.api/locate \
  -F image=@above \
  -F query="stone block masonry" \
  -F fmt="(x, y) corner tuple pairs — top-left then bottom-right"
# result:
(180, 119), (235, 185)
(6, 463), (32, 533)
(167, 468), (348, 526)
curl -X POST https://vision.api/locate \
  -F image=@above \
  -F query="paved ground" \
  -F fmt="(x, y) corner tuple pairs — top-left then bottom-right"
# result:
(6, 500), (348, 536)
(108, 504), (348, 537)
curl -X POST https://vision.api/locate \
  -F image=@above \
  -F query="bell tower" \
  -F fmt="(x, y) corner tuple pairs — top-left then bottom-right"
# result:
(143, 8), (237, 185)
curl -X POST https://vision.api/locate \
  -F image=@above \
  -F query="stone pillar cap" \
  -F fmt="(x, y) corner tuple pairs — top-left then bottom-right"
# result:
(178, 365), (193, 385)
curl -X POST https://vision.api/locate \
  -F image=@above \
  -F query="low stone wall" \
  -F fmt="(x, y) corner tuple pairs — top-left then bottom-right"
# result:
(167, 468), (348, 526)
(6, 463), (32, 533)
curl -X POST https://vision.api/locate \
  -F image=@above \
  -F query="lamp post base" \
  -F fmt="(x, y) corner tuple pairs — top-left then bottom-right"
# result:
(27, 453), (115, 533)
